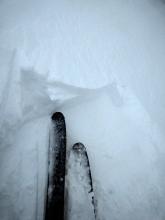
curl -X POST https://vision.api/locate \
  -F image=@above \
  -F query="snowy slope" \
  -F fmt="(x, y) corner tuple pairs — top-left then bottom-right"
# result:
(1, 0), (165, 220)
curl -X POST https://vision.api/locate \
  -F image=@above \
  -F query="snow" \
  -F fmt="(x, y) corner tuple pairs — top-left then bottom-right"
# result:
(1, 0), (165, 219)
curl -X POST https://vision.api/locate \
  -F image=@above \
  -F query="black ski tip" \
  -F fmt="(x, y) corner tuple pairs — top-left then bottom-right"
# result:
(73, 142), (86, 152)
(51, 112), (65, 121)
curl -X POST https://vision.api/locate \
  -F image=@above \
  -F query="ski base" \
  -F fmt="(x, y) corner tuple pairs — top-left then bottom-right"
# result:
(45, 112), (66, 220)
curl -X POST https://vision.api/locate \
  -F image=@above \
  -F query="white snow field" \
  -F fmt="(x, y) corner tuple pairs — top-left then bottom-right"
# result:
(0, 0), (165, 219)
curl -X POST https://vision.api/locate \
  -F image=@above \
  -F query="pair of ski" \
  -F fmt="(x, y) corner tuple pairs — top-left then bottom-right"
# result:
(45, 112), (96, 220)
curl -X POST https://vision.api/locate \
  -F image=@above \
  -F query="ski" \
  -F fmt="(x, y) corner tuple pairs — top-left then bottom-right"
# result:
(45, 112), (66, 220)
(66, 142), (96, 220)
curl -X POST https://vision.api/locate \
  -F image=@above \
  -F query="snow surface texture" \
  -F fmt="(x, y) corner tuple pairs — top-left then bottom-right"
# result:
(0, 0), (165, 219)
